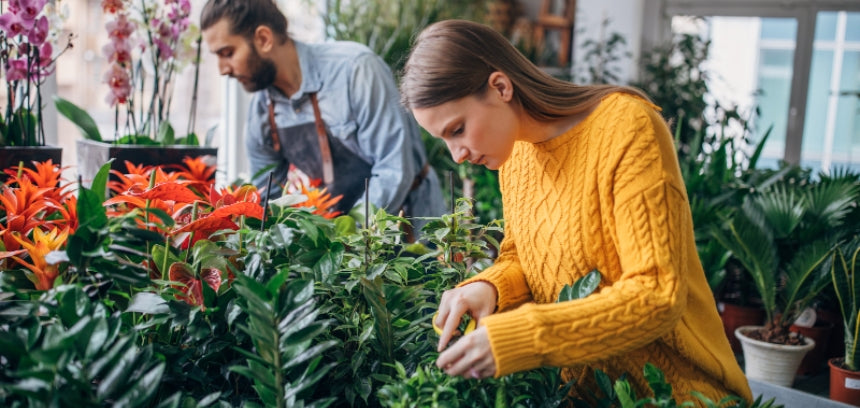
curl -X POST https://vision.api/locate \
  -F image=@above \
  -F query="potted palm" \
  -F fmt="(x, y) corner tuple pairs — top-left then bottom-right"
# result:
(0, 0), (72, 178)
(712, 170), (859, 387)
(827, 236), (860, 405)
(54, 0), (215, 187)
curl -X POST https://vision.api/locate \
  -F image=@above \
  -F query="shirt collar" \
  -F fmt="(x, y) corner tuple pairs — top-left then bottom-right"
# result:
(293, 40), (322, 96)
(265, 40), (321, 109)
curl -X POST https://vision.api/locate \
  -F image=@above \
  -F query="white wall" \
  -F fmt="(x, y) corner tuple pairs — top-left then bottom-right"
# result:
(572, 0), (645, 84)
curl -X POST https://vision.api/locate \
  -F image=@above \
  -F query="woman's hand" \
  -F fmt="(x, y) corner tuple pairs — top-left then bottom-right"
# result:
(436, 326), (496, 379)
(435, 281), (497, 352)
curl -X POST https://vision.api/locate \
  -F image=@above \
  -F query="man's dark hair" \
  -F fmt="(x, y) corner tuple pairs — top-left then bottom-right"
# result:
(200, 0), (289, 43)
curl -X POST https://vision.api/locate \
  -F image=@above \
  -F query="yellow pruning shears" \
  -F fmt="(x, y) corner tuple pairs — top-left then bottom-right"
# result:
(432, 311), (477, 337)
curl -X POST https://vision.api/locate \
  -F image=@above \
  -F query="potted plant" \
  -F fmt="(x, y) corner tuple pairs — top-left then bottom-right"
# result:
(0, 0), (73, 178)
(54, 0), (215, 187)
(827, 236), (860, 405)
(712, 170), (860, 387)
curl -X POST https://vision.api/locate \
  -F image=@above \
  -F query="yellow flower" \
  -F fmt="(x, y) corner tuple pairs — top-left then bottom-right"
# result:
(11, 227), (69, 291)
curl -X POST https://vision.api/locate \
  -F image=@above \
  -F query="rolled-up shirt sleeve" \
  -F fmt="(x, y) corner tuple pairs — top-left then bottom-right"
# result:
(348, 53), (420, 212)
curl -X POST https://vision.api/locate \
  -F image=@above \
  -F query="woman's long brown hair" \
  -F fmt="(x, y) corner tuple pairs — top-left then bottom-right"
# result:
(400, 19), (649, 121)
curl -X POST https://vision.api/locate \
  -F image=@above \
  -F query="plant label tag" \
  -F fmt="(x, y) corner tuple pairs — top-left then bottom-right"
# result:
(792, 307), (816, 328)
(845, 378), (860, 390)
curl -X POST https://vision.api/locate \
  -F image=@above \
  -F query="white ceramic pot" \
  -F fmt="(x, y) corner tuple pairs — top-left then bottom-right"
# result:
(735, 325), (815, 387)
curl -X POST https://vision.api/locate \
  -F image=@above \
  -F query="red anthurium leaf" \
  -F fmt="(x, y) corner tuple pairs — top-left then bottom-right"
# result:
(172, 216), (239, 236)
(209, 201), (264, 220)
(169, 262), (203, 306)
(104, 195), (149, 208)
(200, 268), (222, 293)
(207, 185), (224, 207)
(133, 182), (202, 204)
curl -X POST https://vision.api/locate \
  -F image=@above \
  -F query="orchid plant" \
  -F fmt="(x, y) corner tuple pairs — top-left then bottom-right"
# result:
(0, 0), (72, 147)
(56, 0), (203, 145)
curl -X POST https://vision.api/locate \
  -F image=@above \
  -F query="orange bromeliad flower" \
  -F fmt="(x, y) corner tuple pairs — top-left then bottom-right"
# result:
(9, 227), (70, 290)
(3, 160), (72, 202)
(0, 178), (59, 251)
(295, 183), (342, 219)
(108, 161), (187, 195)
(173, 156), (216, 185)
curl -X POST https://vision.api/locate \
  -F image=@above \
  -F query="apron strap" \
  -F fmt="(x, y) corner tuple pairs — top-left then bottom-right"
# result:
(309, 93), (335, 185)
(267, 93), (281, 153)
(266, 91), (335, 185)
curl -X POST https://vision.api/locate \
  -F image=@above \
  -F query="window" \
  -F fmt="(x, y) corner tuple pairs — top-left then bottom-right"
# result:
(800, 11), (860, 172)
(653, 0), (860, 173)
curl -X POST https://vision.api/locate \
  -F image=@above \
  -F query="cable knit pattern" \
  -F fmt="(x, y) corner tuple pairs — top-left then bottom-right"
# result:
(459, 93), (751, 404)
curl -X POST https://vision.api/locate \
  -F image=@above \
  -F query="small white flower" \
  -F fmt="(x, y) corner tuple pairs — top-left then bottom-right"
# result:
(269, 193), (309, 208)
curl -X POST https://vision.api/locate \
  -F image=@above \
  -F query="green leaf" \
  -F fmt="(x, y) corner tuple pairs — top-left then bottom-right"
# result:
(333, 215), (358, 236)
(54, 96), (102, 141)
(91, 160), (113, 200)
(571, 269), (601, 299)
(643, 363), (673, 401)
(76, 187), (109, 230)
(112, 361), (165, 408)
(158, 121), (175, 145)
(558, 269), (601, 302)
(126, 292), (170, 314)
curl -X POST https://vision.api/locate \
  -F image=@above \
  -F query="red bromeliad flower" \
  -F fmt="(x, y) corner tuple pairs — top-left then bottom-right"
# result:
(48, 195), (79, 232)
(171, 156), (216, 186)
(0, 177), (58, 251)
(108, 161), (186, 195)
(4, 160), (74, 207)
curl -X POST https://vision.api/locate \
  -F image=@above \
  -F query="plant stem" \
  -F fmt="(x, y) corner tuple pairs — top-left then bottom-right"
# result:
(187, 35), (202, 138)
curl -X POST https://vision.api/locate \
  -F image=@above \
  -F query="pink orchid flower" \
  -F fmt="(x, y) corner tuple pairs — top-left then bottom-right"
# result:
(101, 0), (125, 14)
(0, 12), (25, 36)
(5, 58), (28, 81)
(26, 15), (48, 45)
(17, 0), (48, 26)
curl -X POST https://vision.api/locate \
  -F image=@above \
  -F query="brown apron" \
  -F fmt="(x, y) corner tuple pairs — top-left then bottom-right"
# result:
(267, 91), (429, 215)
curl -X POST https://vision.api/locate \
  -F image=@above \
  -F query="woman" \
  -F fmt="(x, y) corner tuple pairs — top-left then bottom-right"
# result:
(400, 20), (751, 404)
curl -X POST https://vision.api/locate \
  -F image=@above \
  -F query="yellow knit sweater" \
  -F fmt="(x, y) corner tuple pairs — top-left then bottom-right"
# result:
(460, 93), (751, 403)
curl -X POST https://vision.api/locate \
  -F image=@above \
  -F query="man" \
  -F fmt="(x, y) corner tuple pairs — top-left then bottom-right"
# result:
(200, 0), (445, 230)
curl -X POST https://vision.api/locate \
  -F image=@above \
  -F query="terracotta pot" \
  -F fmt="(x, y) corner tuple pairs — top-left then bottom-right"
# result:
(721, 302), (765, 354)
(791, 320), (833, 375)
(829, 358), (860, 405)
(735, 325), (814, 387)
(0, 145), (62, 182)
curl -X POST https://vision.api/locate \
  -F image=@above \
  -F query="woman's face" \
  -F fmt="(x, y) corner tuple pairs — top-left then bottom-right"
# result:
(411, 73), (519, 171)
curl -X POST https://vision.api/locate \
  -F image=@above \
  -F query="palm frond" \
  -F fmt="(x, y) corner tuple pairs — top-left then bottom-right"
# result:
(803, 177), (860, 230)
(711, 200), (778, 322)
(753, 183), (804, 239)
(780, 238), (834, 325)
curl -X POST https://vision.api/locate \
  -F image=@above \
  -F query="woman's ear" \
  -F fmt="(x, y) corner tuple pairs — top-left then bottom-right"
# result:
(487, 71), (513, 103)
(254, 25), (275, 54)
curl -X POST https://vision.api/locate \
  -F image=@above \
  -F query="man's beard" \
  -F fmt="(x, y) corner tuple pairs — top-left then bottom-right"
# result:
(240, 44), (277, 92)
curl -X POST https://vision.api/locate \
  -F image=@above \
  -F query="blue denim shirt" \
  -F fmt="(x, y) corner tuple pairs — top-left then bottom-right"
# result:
(245, 40), (445, 224)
